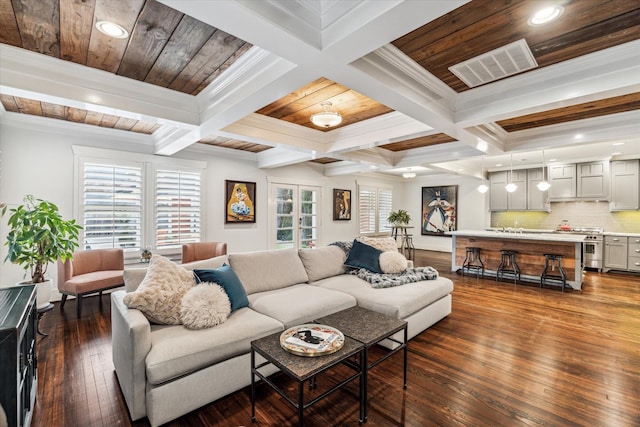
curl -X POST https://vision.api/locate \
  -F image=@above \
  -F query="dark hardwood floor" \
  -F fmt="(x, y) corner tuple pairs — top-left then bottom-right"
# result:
(33, 250), (640, 426)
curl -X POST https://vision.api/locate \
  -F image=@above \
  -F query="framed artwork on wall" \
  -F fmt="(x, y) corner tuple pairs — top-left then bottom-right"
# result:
(421, 185), (457, 235)
(225, 180), (256, 223)
(333, 189), (351, 220)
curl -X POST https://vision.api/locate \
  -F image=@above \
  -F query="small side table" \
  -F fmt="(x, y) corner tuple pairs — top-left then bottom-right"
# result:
(37, 303), (54, 337)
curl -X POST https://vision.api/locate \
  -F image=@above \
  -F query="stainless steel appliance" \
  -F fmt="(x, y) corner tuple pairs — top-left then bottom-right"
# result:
(555, 226), (604, 271)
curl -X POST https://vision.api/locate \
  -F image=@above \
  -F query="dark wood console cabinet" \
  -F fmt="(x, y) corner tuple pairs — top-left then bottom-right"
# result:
(0, 285), (37, 427)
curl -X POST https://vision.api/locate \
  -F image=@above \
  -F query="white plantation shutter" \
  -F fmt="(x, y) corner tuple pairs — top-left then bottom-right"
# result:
(82, 163), (142, 251)
(155, 169), (201, 249)
(358, 184), (393, 235)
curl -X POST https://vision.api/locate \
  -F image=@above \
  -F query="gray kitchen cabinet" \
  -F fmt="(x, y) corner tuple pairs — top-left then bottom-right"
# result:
(609, 159), (639, 211)
(489, 171), (508, 211)
(507, 169), (527, 210)
(526, 167), (550, 211)
(549, 163), (576, 200)
(577, 160), (609, 199)
(604, 235), (628, 271)
(628, 237), (640, 272)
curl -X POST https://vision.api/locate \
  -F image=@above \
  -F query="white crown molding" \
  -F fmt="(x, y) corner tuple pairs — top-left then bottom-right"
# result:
(0, 44), (199, 126)
(455, 39), (640, 127)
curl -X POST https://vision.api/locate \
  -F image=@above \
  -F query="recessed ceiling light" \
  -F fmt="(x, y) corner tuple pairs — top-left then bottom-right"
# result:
(528, 5), (564, 26)
(612, 142), (624, 146)
(96, 21), (129, 39)
(612, 152), (622, 156)
(495, 163), (503, 167)
(549, 158), (557, 162)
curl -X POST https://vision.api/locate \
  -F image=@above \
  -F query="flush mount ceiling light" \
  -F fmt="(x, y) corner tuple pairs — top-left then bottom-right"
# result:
(528, 5), (564, 26)
(310, 102), (342, 128)
(402, 172), (416, 179)
(96, 21), (129, 39)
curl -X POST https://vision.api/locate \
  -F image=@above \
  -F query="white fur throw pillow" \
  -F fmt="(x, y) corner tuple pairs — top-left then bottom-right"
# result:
(180, 283), (231, 329)
(379, 251), (408, 274)
(358, 236), (399, 253)
(123, 255), (196, 325)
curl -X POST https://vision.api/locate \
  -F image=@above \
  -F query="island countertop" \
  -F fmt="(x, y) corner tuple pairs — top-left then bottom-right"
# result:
(453, 230), (586, 243)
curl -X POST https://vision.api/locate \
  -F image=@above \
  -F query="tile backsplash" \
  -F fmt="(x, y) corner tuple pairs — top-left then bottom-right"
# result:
(491, 202), (640, 232)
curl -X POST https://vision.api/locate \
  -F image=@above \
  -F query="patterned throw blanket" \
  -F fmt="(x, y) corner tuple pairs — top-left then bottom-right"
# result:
(348, 266), (439, 288)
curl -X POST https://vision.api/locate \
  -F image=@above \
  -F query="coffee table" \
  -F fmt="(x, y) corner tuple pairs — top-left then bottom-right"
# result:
(314, 306), (408, 421)
(251, 331), (365, 426)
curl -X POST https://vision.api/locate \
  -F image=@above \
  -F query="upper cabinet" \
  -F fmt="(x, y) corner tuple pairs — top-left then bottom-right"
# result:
(610, 159), (639, 211)
(548, 164), (576, 200)
(489, 169), (549, 211)
(577, 161), (609, 199)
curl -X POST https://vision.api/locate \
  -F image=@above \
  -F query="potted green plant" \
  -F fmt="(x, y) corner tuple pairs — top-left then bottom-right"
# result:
(388, 209), (412, 226)
(2, 195), (82, 308)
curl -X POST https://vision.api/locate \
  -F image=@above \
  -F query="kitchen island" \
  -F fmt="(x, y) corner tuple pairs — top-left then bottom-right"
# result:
(451, 230), (586, 290)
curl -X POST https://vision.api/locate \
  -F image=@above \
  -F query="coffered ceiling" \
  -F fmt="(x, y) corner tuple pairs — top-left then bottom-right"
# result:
(1, 0), (639, 179)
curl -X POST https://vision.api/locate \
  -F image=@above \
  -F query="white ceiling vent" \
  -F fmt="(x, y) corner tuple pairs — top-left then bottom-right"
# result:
(449, 39), (538, 88)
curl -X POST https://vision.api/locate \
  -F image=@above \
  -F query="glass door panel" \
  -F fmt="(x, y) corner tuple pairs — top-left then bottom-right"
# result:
(271, 184), (321, 250)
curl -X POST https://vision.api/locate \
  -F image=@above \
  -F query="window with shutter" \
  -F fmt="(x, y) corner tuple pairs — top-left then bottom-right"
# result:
(156, 169), (201, 249)
(82, 162), (142, 251)
(358, 184), (393, 235)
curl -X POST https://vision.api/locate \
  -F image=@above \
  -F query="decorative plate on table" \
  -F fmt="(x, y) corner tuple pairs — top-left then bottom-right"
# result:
(280, 324), (345, 357)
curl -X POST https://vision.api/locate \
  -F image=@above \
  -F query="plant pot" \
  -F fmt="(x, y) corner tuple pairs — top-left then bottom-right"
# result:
(20, 279), (52, 309)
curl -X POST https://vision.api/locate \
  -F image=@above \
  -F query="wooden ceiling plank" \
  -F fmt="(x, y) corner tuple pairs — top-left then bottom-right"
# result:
(113, 116), (137, 131)
(41, 102), (65, 119)
(260, 83), (350, 119)
(130, 120), (158, 134)
(12, 0), (60, 57)
(64, 106), (87, 123)
(84, 110), (103, 126)
(193, 40), (252, 95)
(0, 0), (22, 47)
(144, 14), (215, 87)
(117, 0), (184, 81)
(86, 0), (145, 73)
(497, 92), (640, 132)
(98, 113), (118, 128)
(256, 77), (336, 116)
(0, 94), (19, 112)
(168, 28), (248, 94)
(380, 133), (456, 152)
(14, 96), (43, 116)
(59, 0), (95, 64)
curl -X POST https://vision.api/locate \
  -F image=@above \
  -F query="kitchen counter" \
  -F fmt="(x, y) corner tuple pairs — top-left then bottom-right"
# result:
(603, 232), (640, 238)
(451, 230), (584, 290)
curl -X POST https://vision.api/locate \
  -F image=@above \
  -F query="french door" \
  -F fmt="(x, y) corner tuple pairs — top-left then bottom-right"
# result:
(270, 183), (321, 250)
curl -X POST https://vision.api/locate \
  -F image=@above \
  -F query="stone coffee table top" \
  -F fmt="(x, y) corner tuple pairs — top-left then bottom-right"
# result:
(314, 306), (407, 346)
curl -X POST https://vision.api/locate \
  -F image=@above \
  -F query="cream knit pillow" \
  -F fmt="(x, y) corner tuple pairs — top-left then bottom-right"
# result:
(123, 255), (196, 324)
(379, 251), (408, 274)
(180, 283), (231, 329)
(357, 236), (398, 253)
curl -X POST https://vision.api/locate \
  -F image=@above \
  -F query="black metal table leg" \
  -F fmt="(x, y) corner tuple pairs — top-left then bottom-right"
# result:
(251, 349), (256, 422)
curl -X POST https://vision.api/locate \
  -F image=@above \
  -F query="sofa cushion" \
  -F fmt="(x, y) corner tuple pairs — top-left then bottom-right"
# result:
(344, 239), (383, 273)
(229, 249), (309, 295)
(123, 255), (196, 325)
(299, 246), (347, 282)
(357, 236), (398, 252)
(180, 284), (231, 329)
(193, 265), (249, 312)
(248, 284), (357, 328)
(145, 308), (283, 385)
(312, 274), (454, 318)
(124, 254), (229, 292)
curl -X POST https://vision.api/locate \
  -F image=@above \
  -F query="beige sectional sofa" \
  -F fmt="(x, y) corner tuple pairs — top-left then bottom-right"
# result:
(111, 244), (454, 426)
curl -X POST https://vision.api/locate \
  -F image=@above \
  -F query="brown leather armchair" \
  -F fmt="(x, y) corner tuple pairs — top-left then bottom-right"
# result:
(57, 249), (124, 317)
(181, 242), (228, 264)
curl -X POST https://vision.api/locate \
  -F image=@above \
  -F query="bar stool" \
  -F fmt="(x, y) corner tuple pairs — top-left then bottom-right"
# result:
(402, 234), (415, 261)
(462, 247), (484, 278)
(496, 250), (520, 284)
(540, 254), (567, 292)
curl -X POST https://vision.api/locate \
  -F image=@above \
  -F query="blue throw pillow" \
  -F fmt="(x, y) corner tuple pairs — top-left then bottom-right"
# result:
(193, 265), (249, 312)
(344, 239), (383, 273)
